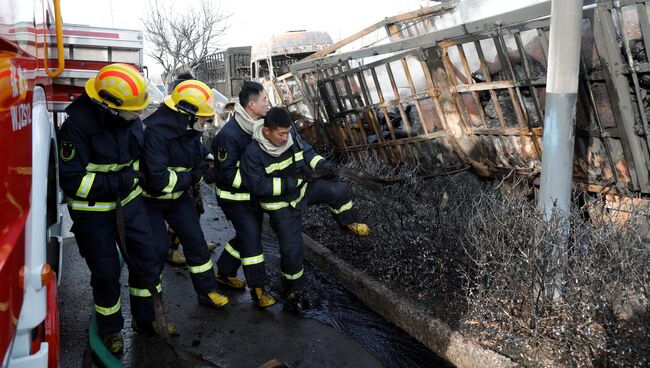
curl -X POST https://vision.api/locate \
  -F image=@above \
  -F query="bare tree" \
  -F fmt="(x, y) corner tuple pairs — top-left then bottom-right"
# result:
(143, 0), (230, 84)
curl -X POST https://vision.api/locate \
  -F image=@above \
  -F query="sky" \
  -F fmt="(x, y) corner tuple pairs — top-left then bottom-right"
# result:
(59, 0), (429, 82)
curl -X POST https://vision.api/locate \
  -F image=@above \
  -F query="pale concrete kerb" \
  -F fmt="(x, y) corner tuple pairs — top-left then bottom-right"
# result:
(302, 233), (515, 368)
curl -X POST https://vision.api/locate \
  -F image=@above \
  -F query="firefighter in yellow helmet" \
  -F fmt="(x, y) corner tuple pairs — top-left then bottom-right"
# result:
(141, 80), (232, 309)
(58, 63), (174, 354)
(165, 72), (217, 266)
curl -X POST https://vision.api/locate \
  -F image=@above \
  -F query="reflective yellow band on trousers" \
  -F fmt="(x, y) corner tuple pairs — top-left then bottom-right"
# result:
(224, 242), (240, 259)
(67, 186), (142, 212)
(241, 254), (264, 266)
(215, 188), (250, 201)
(169, 166), (191, 172)
(95, 299), (121, 316)
(330, 200), (353, 214)
(282, 268), (304, 280)
(188, 259), (213, 274)
(129, 282), (163, 297)
(76, 172), (96, 198)
(309, 155), (324, 169)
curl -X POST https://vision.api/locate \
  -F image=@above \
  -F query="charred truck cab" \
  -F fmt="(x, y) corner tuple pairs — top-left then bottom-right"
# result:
(250, 30), (332, 106)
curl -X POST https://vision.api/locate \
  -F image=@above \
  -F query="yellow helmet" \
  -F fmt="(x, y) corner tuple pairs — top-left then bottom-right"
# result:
(164, 80), (215, 117)
(85, 63), (149, 111)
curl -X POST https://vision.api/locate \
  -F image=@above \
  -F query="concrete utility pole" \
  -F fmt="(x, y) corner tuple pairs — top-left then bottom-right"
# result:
(538, 0), (583, 219)
(537, 0), (584, 299)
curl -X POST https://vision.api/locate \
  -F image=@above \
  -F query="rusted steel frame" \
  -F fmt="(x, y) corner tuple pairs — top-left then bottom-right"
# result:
(342, 131), (448, 151)
(474, 40), (508, 129)
(440, 50), (474, 133)
(614, 3), (650, 150)
(579, 59), (620, 185)
(330, 90), (440, 117)
(335, 79), (363, 146)
(323, 49), (418, 85)
(291, 1), (578, 74)
(401, 56), (431, 136)
(456, 43), (489, 128)
(370, 68), (398, 141)
(282, 78), (295, 103)
(467, 40), (516, 170)
(473, 127), (544, 136)
(592, 5), (650, 192)
(420, 58), (443, 132)
(356, 70), (386, 146)
(305, 72), (329, 123)
(384, 62), (414, 136)
(514, 32), (546, 125)
(497, 31), (543, 160)
(341, 114), (361, 147)
(369, 67), (399, 160)
(341, 74), (369, 144)
(493, 32), (530, 129)
(304, 5), (444, 61)
(423, 47), (476, 168)
(636, 2), (650, 59)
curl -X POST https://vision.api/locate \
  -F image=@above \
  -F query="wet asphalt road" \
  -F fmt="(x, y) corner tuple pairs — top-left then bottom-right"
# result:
(59, 186), (450, 368)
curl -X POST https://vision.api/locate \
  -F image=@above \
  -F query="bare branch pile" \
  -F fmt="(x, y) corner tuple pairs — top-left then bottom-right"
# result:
(303, 159), (649, 367)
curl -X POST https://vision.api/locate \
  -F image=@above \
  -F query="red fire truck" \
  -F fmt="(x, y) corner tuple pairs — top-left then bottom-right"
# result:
(0, 1), (148, 366)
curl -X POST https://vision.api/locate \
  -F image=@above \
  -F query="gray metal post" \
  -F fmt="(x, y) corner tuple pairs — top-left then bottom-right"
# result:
(538, 0), (583, 219)
(537, 0), (583, 299)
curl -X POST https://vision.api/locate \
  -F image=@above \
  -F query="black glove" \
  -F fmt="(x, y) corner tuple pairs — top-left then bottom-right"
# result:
(322, 167), (338, 180)
(118, 171), (137, 194)
(134, 170), (147, 187)
(298, 170), (315, 183)
(190, 168), (203, 185)
(201, 164), (215, 184)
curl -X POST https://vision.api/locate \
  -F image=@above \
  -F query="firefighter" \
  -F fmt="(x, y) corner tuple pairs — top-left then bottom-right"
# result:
(240, 107), (370, 312)
(165, 72), (217, 266)
(58, 63), (173, 354)
(212, 81), (276, 307)
(141, 79), (229, 310)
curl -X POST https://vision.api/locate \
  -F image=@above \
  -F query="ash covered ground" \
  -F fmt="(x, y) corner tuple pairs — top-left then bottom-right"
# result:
(303, 164), (650, 367)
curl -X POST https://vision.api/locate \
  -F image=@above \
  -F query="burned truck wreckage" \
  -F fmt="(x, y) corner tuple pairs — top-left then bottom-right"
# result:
(264, 1), (650, 366)
(269, 0), (650, 216)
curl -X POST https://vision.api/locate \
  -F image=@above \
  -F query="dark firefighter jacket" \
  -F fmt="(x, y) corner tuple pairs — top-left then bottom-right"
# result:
(240, 136), (332, 212)
(141, 105), (205, 199)
(58, 93), (144, 211)
(211, 116), (255, 203)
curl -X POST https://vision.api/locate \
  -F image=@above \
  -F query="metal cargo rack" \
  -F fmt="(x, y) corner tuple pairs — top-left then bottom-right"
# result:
(285, 0), (650, 199)
(195, 46), (251, 99)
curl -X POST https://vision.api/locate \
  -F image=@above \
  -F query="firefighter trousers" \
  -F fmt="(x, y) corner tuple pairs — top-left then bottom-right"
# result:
(69, 196), (167, 337)
(145, 193), (218, 296)
(269, 178), (357, 291)
(216, 201), (266, 288)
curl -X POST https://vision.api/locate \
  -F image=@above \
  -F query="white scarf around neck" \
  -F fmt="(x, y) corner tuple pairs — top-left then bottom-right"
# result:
(234, 103), (261, 135)
(252, 121), (294, 157)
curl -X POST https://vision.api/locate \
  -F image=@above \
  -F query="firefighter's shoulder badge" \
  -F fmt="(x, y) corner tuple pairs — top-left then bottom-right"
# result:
(60, 141), (76, 161)
(217, 147), (228, 162)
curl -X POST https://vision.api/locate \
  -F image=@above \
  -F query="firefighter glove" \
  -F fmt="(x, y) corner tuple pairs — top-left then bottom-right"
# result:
(190, 168), (203, 185)
(118, 171), (138, 194)
(134, 170), (147, 187)
(322, 167), (338, 180)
